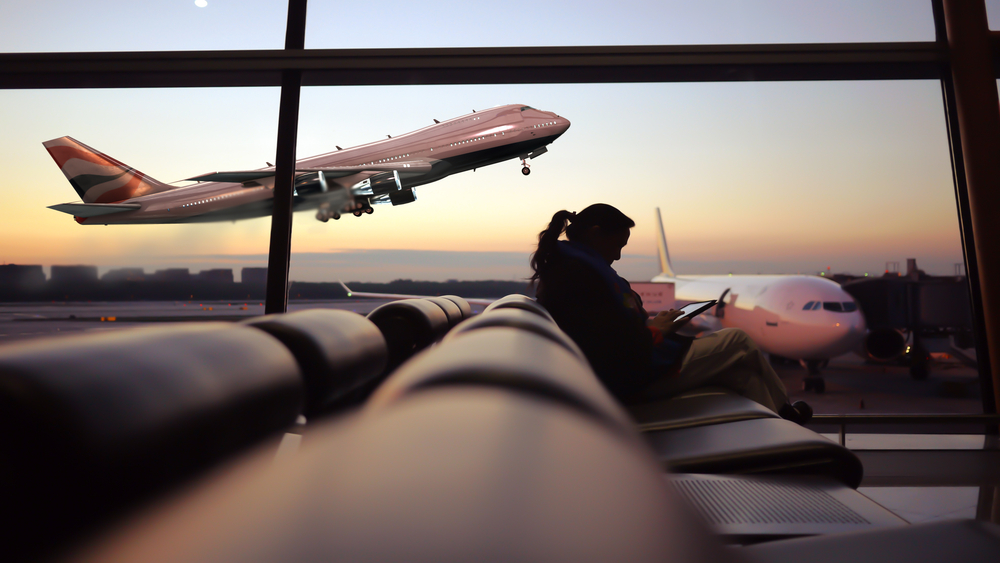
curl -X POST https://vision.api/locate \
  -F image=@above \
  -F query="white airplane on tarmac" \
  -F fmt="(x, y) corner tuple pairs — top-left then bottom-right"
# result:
(43, 105), (570, 225)
(651, 208), (868, 393)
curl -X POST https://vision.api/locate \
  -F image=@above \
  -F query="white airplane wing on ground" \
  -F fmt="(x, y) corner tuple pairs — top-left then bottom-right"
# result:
(338, 282), (497, 306)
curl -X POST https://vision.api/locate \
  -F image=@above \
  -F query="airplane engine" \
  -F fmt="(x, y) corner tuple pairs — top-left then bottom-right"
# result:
(389, 189), (416, 206)
(864, 328), (907, 361)
(368, 171), (403, 195)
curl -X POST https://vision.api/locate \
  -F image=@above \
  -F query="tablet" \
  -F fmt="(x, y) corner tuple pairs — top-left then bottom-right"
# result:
(677, 300), (717, 320)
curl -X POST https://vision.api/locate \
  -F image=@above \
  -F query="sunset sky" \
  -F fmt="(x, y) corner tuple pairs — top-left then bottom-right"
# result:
(2, 1), (996, 282)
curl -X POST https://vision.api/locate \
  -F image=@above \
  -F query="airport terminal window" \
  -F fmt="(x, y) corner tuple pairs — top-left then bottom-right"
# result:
(304, 0), (936, 49)
(0, 2), (990, 425)
(0, 2), (287, 53)
(291, 80), (980, 418)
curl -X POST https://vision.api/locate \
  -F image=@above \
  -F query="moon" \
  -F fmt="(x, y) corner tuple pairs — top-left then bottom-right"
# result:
(195, 0), (208, 7)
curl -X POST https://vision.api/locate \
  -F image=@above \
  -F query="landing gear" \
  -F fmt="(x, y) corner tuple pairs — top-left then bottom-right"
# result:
(364, 207), (374, 214)
(521, 158), (531, 176)
(909, 336), (930, 380)
(353, 210), (363, 217)
(800, 359), (826, 394)
(316, 207), (341, 222)
(803, 376), (826, 394)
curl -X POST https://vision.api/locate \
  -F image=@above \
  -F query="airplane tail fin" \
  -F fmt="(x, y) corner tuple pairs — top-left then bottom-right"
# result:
(42, 136), (174, 203)
(655, 207), (677, 278)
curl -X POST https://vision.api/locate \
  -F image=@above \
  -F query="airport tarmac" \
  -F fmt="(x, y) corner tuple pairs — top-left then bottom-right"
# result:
(0, 300), (983, 418)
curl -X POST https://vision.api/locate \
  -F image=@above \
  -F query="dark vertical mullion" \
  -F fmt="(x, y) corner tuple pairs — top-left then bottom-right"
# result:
(940, 0), (1000, 422)
(933, 0), (997, 418)
(265, 0), (308, 314)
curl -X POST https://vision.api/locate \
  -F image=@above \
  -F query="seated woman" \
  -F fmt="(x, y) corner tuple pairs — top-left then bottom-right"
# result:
(531, 203), (811, 423)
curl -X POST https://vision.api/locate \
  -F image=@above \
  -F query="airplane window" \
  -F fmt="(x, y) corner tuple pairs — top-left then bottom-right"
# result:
(823, 302), (844, 312)
(803, 301), (815, 310)
(842, 302), (858, 312)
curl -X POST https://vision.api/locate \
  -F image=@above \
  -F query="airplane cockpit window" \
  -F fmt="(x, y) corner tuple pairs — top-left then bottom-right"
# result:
(803, 301), (815, 310)
(823, 302), (844, 312)
(519, 106), (535, 111)
(842, 301), (858, 312)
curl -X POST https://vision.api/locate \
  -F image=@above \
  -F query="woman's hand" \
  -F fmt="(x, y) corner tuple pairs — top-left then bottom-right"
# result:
(648, 309), (689, 334)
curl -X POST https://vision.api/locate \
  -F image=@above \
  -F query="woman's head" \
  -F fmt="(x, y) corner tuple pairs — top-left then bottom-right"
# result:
(530, 204), (635, 281)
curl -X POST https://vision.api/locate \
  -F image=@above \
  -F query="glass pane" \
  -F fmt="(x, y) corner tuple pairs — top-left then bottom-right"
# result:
(0, 1), (287, 52)
(306, 0), (936, 49)
(987, 0), (1000, 30)
(0, 87), (279, 309)
(291, 80), (978, 417)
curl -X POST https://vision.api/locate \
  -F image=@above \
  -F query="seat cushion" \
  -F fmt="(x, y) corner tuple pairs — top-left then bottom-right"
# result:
(0, 323), (302, 560)
(439, 295), (472, 320)
(645, 417), (864, 488)
(244, 309), (387, 417)
(426, 296), (465, 327)
(482, 294), (555, 322)
(443, 308), (586, 360)
(368, 327), (636, 439)
(627, 389), (778, 430)
(70, 387), (732, 563)
(367, 299), (450, 372)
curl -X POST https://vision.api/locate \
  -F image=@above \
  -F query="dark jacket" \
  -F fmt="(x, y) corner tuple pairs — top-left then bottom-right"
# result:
(537, 254), (675, 400)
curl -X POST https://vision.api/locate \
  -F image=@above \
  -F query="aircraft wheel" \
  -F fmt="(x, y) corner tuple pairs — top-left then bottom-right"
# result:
(521, 166), (531, 176)
(353, 210), (363, 217)
(364, 207), (374, 214)
(333, 213), (341, 220)
(803, 376), (825, 394)
(320, 216), (329, 223)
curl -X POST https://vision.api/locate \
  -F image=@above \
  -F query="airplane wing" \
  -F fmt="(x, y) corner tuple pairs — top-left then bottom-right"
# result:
(48, 202), (141, 217)
(186, 161), (433, 183)
(339, 282), (496, 306)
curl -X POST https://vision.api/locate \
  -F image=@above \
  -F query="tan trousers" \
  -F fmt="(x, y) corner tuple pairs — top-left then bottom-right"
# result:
(629, 328), (789, 412)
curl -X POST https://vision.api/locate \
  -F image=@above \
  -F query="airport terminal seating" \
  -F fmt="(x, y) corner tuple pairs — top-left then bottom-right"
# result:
(367, 326), (638, 440)
(627, 387), (779, 429)
(464, 296), (863, 487)
(0, 323), (304, 562)
(441, 307), (586, 360)
(61, 315), (731, 563)
(425, 295), (472, 327)
(4, 301), (998, 561)
(481, 292), (555, 322)
(243, 309), (388, 418)
(366, 298), (451, 374)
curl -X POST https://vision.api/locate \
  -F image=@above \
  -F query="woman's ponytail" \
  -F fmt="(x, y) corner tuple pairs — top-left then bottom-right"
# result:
(529, 210), (575, 283)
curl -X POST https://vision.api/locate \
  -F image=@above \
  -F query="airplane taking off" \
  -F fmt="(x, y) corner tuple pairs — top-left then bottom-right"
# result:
(651, 208), (867, 393)
(44, 105), (570, 225)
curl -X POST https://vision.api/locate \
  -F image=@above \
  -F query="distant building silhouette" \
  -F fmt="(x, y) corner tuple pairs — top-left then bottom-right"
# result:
(50, 265), (98, 284)
(196, 269), (234, 283)
(0, 265), (45, 289)
(242, 267), (267, 285)
(149, 268), (190, 281)
(102, 268), (146, 282)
